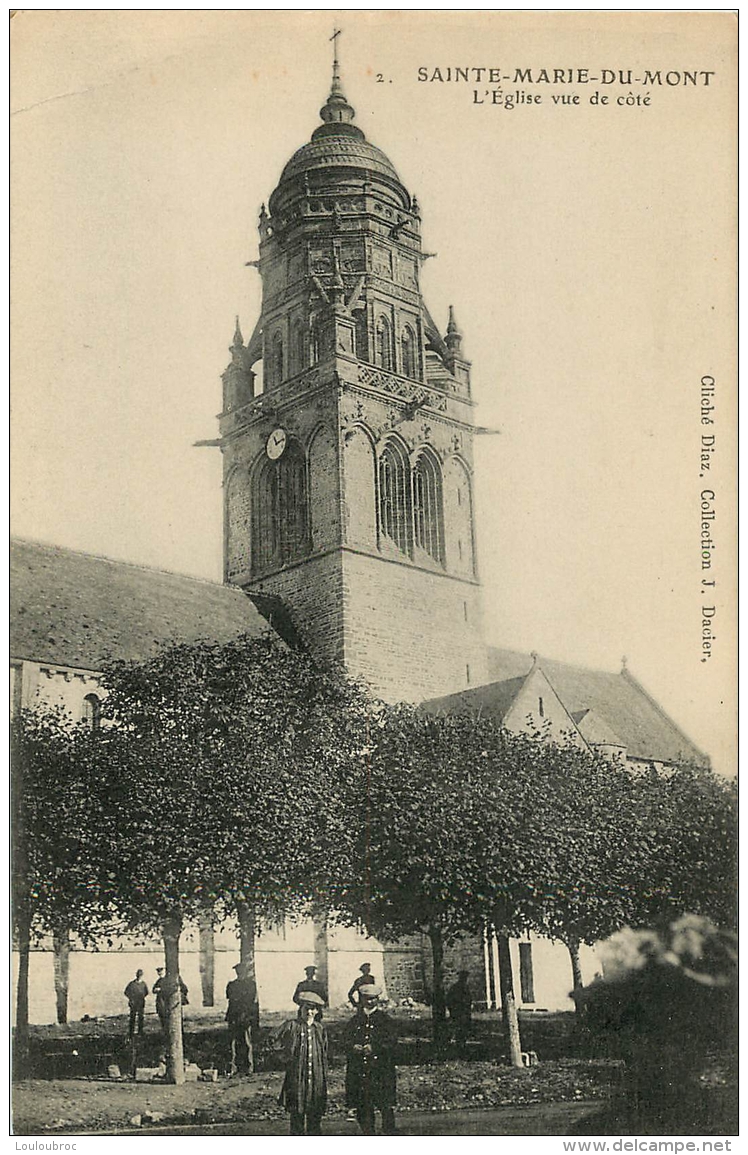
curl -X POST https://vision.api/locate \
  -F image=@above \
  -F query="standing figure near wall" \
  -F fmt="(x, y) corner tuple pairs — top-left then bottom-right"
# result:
(226, 962), (259, 1075)
(124, 970), (148, 1039)
(153, 968), (167, 1034)
(348, 961), (376, 1007)
(292, 964), (328, 1011)
(446, 970), (473, 1050)
(153, 966), (188, 1037)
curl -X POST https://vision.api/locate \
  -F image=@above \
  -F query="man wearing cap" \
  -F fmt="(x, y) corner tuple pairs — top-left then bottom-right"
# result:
(277, 991), (328, 1135)
(226, 962), (259, 1075)
(153, 968), (168, 1034)
(348, 962), (376, 1007)
(292, 965), (328, 1010)
(124, 970), (148, 1039)
(344, 984), (397, 1135)
(153, 967), (189, 1037)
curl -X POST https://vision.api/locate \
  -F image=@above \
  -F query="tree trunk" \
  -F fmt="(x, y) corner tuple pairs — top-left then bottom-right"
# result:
(53, 925), (71, 1025)
(236, 900), (258, 1074)
(162, 912), (185, 1085)
(237, 901), (257, 980)
(568, 938), (584, 1014)
(497, 931), (523, 1068)
(313, 911), (329, 995)
(14, 908), (31, 1076)
(428, 922), (448, 1047)
(198, 909), (215, 1008)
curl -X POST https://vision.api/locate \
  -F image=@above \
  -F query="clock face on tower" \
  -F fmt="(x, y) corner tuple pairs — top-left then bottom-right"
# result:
(266, 428), (287, 460)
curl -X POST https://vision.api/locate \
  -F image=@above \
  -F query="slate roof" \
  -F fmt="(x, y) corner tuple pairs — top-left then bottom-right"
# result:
(425, 647), (707, 767)
(423, 675), (526, 725)
(10, 538), (269, 671)
(10, 540), (708, 768)
(572, 708), (626, 749)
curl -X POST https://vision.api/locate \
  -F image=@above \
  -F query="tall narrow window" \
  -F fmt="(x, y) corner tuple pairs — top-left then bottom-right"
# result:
(519, 942), (535, 1004)
(253, 459), (276, 572)
(252, 443), (309, 574)
(375, 316), (393, 371)
(353, 311), (369, 362)
(276, 442), (308, 563)
(310, 319), (321, 365)
(272, 332), (284, 385)
(379, 441), (411, 556)
(82, 693), (101, 731)
(401, 325), (417, 379)
(293, 323), (306, 375)
(412, 451), (444, 564)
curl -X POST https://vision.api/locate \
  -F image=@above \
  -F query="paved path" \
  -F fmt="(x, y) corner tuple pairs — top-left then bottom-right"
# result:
(104, 1100), (599, 1137)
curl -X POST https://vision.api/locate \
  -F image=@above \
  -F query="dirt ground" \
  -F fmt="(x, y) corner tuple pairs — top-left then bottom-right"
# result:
(14, 1009), (619, 1134)
(13, 1059), (616, 1134)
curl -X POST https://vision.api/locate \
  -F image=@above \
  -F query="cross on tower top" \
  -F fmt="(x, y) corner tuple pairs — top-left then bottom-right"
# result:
(330, 28), (342, 95)
(320, 27), (355, 125)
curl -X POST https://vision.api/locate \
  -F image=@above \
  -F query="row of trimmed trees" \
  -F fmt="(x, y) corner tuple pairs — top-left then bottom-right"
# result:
(12, 635), (737, 1080)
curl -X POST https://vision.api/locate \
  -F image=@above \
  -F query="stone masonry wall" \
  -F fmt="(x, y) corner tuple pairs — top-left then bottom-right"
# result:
(341, 550), (488, 702)
(250, 551), (345, 668)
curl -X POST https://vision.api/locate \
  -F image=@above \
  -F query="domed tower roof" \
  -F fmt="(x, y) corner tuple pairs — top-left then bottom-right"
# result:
(268, 53), (409, 215)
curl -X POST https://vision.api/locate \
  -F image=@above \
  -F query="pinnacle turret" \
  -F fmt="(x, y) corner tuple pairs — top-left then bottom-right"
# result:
(445, 306), (463, 353)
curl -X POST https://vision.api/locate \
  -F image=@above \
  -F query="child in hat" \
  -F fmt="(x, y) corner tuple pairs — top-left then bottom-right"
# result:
(277, 991), (328, 1135)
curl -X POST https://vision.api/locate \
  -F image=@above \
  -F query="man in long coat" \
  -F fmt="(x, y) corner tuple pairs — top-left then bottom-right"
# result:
(277, 991), (328, 1135)
(344, 984), (397, 1135)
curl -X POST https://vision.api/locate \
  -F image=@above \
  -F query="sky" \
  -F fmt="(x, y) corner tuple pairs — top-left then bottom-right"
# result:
(10, 11), (736, 773)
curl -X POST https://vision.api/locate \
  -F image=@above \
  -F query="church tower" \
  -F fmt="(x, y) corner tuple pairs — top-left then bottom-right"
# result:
(219, 52), (488, 701)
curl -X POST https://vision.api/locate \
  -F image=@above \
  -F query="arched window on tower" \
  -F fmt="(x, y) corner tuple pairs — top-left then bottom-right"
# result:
(375, 316), (393, 372)
(353, 311), (369, 362)
(413, 450), (444, 565)
(401, 325), (417, 379)
(293, 322), (306, 376)
(379, 441), (411, 556)
(310, 318), (321, 365)
(82, 693), (101, 731)
(252, 442), (309, 574)
(272, 332), (284, 386)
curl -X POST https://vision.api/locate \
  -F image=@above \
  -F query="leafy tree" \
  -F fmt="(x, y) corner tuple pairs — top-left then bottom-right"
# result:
(88, 633), (373, 1083)
(11, 708), (112, 1070)
(335, 706), (536, 1058)
(487, 737), (646, 1004)
(628, 762), (737, 931)
(523, 753), (738, 1001)
(473, 741), (738, 1011)
(453, 727), (582, 1062)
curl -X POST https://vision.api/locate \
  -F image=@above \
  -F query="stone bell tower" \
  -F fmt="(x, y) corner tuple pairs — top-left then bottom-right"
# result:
(217, 52), (488, 702)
